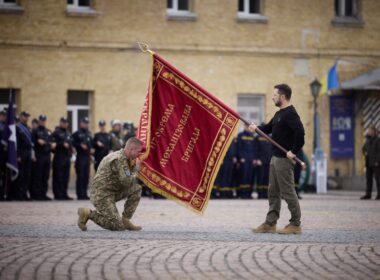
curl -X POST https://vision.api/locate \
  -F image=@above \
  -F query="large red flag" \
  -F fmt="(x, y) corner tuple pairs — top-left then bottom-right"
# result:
(138, 52), (240, 214)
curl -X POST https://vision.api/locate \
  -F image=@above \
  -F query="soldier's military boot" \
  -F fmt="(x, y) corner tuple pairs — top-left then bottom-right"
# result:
(122, 217), (142, 231)
(252, 223), (276, 233)
(277, 224), (302, 234)
(77, 207), (91, 231)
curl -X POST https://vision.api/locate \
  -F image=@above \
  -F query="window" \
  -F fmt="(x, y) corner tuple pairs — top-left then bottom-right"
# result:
(0, 0), (24, 13)
(67, 0), (91, 9)
(1, 0), (17, 4)
(335, 0), (357, 17)
(67, 90), (91, 133)
(66, 0), (97, 16)
(332, 0), (362, 27)
(237, 95), (264, 131)
(0, 88), (18, 112)
(167, 0), (196, 20)
(167, 0), (189, 11)
(239, 0), (260, 14)
(237, 0), (267, 23)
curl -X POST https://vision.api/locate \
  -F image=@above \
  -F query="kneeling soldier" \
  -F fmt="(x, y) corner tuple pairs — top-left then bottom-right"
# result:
(77, 137), (143, 231)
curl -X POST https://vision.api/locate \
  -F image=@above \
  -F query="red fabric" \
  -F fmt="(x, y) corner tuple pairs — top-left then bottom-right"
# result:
(138, 53), (240, 214)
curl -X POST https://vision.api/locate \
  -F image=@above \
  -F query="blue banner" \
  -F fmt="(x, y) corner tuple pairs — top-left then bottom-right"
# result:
(329, 95), (354, 158)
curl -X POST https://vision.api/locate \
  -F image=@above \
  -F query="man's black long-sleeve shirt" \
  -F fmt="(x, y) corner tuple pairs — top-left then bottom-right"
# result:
(258, 105), (305, 157)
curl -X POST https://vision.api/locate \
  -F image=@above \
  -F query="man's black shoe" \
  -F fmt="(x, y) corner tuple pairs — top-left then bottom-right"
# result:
(360, 195), (371, 200)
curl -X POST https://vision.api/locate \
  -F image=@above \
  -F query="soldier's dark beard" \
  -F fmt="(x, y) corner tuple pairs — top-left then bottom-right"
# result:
(275, 100), (282, 107)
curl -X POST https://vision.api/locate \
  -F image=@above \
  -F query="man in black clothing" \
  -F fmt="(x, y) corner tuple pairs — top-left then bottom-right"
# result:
(93, 120), (112, 171)
(249, 84), (305, 234)
(51, 117), (73, 200)
(72, 117), (93, 200)
(31, 114), (54, 200)
(361, 126), (380, 200)
(14, 111), (34, 200)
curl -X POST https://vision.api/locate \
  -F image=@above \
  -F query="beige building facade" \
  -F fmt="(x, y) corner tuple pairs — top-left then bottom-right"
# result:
(1, 0), (380, 178)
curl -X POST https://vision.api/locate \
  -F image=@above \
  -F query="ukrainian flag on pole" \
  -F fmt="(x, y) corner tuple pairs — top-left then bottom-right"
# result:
(320, 63), (339, 96)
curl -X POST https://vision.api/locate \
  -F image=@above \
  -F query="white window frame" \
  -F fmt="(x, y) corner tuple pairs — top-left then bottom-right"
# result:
(0, 0), (23, 13)
(237, 0), (268, 22)
(237, 94), (265, 132)
(66, 0), (98, 15)
(336, 0), (357, 17)
(0, 0), (17, 5)
(67, 105), (90, 133)
(0, 104), (16, 112)
(167, 0), (196, 19)
(0, 89), (17, 112)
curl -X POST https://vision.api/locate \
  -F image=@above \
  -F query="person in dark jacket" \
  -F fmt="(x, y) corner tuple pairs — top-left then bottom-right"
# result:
(13, 111), (34, 200)
(250, 84), (305, 234)
(361, 126), (380, 200)
(255, 133), (272, 199)
(236, 126), (258, 199)
(110, 119), (124, 151)
(93, 120), (112, 171)
(72, 117), (93, 200)
(31, 114), (54, 200)
(51, 117), (73, 200)
(214, 138), (238, 199)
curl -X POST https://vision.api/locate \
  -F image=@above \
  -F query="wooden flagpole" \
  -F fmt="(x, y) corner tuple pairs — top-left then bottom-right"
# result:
(239, 116), (305, 166)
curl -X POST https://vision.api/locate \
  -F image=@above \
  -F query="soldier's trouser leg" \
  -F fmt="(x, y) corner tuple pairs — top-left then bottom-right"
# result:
(62, 159), (71, 197)
(52, 157), (63, 199)
(121, 184), (142, 219)
(31, 160), (41, 199)
(265, 157), (301, 226)
(19, 155), (32, 199)
(41, 155), (51, 197)
(76, 156), (90, 199)
(374, 166), (380, 196)
(89, 198), (125, 231)
(365, 166), (373, 196)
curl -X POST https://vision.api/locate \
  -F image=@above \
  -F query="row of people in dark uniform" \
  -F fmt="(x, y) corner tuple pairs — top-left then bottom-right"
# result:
(212, 125), (304, 199)
(0, 110), (135, 201)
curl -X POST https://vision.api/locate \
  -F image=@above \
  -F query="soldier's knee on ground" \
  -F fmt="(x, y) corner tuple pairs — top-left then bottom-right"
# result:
(105, 218), (126, 231)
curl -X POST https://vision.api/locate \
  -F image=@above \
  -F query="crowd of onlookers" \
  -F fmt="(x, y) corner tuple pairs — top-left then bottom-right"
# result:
(0, 109), (136, 201)
(0, 109), (305, 202)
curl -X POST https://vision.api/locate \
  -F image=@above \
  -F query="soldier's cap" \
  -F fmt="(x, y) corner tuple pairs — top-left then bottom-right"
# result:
(111, 119), (121, 126)
(98, 120), (106, 126)
(32, 118), (38, 124)
(0, 110), (6, 116)
(20, 111), (30, 117)
(38, 114), (47, 121)
(60, 117), (68, 123)
(81, 117), (90, 124)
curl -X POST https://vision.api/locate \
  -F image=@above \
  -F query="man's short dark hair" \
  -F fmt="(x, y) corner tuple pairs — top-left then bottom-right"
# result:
(274, 84), (292, 100)
(126, 137), (143, 147)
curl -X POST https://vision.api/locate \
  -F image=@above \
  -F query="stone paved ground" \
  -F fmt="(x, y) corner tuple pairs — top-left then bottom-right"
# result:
(0, 191), (380, 280)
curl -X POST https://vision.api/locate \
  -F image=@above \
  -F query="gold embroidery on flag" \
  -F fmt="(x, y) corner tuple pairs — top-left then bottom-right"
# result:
(162, 71), (223, 120)
(141, 165), (192, 200)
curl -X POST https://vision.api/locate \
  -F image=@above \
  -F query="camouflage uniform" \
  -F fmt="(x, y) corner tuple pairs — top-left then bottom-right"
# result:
(89, 149), (142, 231)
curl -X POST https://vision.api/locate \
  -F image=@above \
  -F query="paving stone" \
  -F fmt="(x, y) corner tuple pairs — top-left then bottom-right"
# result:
(0, 191), (379, 279)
